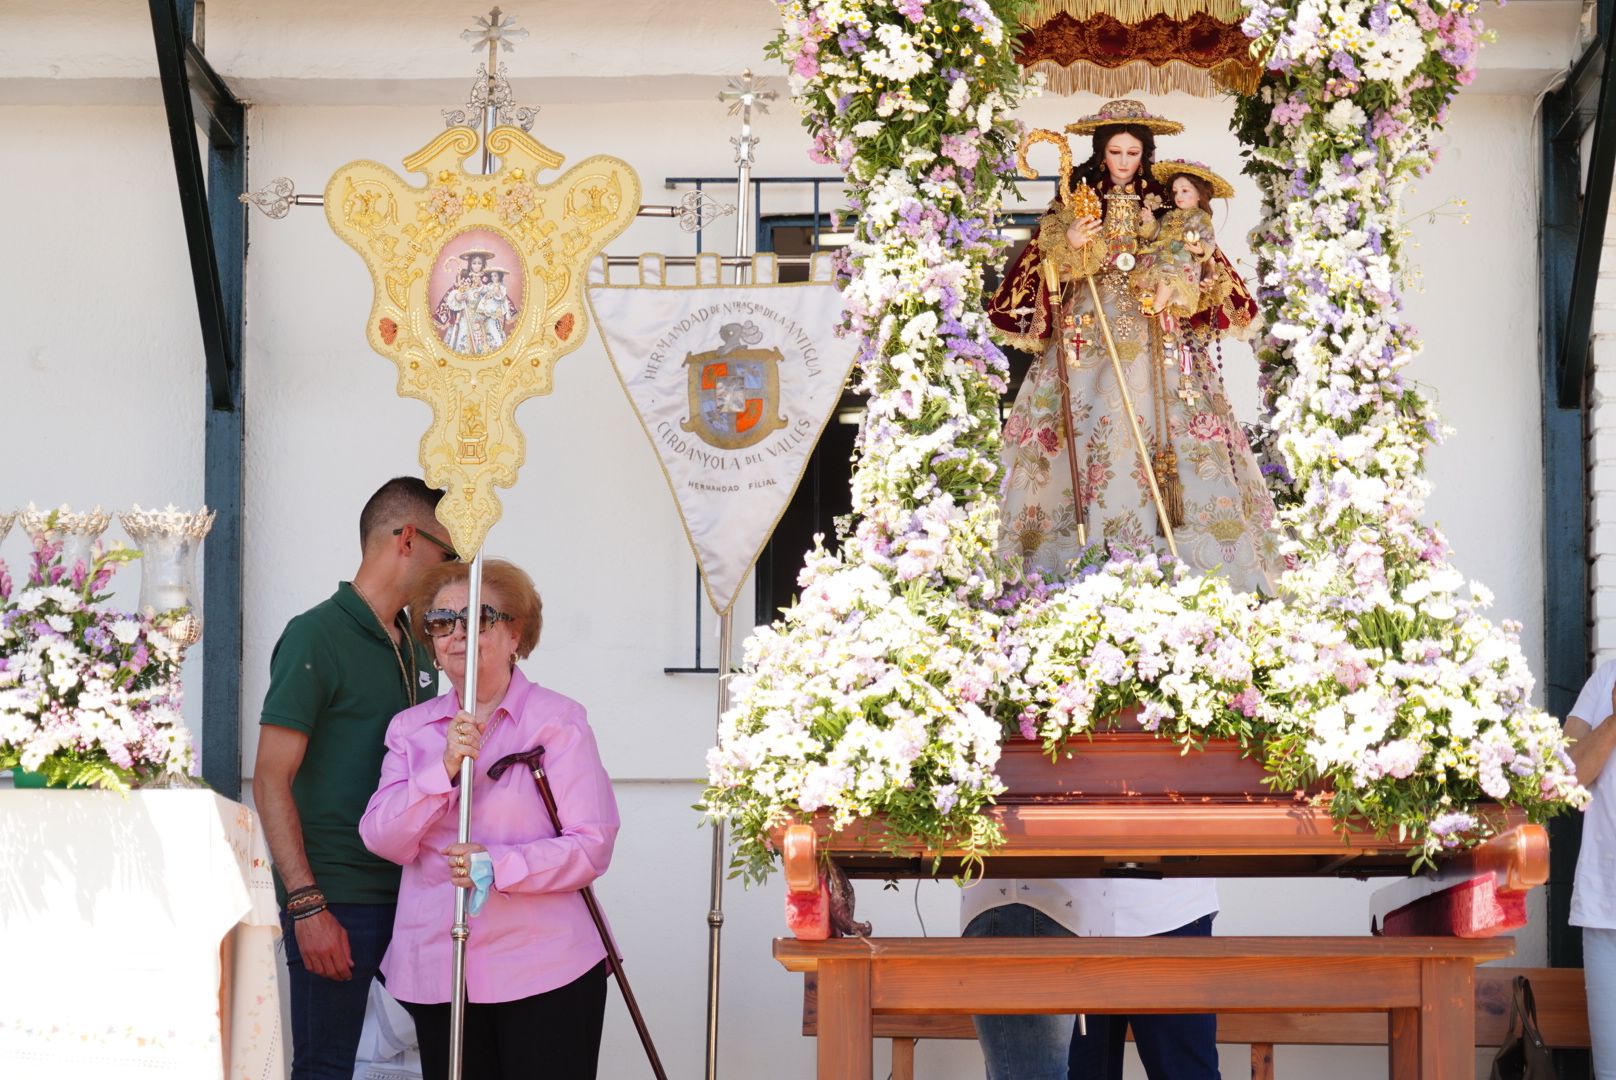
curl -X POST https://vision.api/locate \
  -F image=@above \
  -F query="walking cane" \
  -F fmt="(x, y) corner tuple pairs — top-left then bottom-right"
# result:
(486, 746), (669, 1080)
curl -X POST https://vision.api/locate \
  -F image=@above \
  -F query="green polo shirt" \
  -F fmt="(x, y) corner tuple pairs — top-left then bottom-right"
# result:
(261, 582), (437, 904)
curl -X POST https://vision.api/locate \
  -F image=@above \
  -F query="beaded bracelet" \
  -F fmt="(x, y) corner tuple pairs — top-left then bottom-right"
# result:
(286, 886), (327, 917)
(290, 902), (329, 922)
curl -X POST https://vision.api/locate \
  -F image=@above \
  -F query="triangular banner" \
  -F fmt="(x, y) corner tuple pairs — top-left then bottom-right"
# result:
(586, 255), (856, 614)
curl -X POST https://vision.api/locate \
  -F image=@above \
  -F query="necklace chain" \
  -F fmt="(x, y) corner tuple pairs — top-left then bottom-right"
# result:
(351, 580), (418, 708)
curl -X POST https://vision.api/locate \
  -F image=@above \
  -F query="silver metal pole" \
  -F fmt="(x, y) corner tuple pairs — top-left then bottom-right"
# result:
(704, 611), (733, 1080)
(447, 27), (502, 1077)
(447, 551), (484, 1079)
(704, 67), (773, 1080)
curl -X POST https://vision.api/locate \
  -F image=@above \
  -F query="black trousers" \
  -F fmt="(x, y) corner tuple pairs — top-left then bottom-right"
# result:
(400, 960), (609, 1080)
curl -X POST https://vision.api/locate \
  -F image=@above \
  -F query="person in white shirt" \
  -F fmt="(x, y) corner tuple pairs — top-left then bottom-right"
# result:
(961, 878), (1220, 1079)
(1566, 661), (1616, 1079)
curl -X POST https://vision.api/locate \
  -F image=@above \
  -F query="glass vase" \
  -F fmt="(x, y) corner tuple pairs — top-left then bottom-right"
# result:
(119, 504), (216, 649)
(19, 504), (111, 576)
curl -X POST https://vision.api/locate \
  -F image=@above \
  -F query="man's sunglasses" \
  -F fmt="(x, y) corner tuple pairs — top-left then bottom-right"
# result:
(421, 604), (513, 638)
(394, 526), (460, 562)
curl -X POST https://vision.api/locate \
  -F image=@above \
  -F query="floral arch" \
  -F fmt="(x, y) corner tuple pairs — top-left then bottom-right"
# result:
(703, 0), (1583, 879)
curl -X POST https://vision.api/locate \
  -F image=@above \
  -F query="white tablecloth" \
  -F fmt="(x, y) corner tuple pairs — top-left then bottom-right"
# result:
(0, 788), (284, 1080)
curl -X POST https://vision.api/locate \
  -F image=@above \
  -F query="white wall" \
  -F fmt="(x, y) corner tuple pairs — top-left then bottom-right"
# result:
(0, 3), (1578, 1078)
(0, 103), (209, 727)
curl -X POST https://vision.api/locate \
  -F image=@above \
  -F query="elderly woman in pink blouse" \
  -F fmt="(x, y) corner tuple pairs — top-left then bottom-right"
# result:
(359, 558), (618, 1080)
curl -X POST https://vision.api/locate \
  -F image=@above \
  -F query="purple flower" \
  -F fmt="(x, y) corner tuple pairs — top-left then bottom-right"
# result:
(1370, 112), (1406, 141)
(1429, 812), (1479, 842)
(1329, 51), (1362, 82)
(1017, 709), (1039, 741)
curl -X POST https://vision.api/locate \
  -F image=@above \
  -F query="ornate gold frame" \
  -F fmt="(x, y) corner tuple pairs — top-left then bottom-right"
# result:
(326, 126), (640, 555)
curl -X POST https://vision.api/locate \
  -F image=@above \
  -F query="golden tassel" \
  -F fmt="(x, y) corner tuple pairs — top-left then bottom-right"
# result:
(1023, 58), (1261, 102)
(1153, 447), (1185, 532)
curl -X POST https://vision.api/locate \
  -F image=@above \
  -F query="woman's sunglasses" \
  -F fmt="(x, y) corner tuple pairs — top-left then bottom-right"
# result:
(421, 604), (513, 638)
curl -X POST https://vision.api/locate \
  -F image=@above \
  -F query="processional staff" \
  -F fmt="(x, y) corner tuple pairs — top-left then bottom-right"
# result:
(701, 67), (778, 1080)
(443, 11), (525, 1079)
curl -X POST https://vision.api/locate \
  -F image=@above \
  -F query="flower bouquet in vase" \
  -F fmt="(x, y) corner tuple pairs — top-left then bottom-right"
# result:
(0, 514), (195, 790)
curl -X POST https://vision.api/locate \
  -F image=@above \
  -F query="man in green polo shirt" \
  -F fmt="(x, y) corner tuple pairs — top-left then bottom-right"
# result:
(252, 476), (457, 1080)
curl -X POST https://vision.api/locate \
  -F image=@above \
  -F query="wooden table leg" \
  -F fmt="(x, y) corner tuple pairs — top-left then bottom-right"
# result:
(891, 1037), (917, 1080)
(1389, 1008), (1418, 1080)
(1419, 958), (1473, 1079)
(817, 958), (873, 1080)
(1390, 959), (1476, 1079)
(1250, 1042), (1274, 1080)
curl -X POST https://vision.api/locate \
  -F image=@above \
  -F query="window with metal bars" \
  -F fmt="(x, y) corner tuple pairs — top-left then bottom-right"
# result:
(657, 174), (1055, 664)
(749, 208), (1045, 625)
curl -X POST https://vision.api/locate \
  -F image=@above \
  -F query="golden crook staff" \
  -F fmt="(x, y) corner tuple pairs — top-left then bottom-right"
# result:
(1082, 269), (1179, 558)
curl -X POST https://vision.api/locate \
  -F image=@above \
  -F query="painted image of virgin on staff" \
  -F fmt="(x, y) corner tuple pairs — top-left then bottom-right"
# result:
(430, 230), (524, 356)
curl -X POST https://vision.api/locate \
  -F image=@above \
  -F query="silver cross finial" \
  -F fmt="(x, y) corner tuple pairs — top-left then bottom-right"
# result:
(719, 70), (778, 167)
(446, 7), (537, 133)
(462, 7), (529, 52)
(717, 70), (778, 118)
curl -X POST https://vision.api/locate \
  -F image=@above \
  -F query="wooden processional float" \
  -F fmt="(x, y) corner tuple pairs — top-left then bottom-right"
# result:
(776, 725), (1551, 1080)
(761, 4), (1561, 1079)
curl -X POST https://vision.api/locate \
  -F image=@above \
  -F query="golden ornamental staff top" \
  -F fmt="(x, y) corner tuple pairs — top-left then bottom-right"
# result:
(326, 124), (641, 557)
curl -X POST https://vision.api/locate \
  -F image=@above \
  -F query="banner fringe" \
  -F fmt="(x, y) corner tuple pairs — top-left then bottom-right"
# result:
(1027, 58), (1260, 99)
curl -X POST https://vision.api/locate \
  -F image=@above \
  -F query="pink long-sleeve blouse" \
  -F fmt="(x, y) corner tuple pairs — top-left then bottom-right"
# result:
(359, 669), (619, 1004)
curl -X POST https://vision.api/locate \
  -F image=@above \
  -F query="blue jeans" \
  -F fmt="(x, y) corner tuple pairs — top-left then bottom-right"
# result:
(964, 904), (1220, 1080)
(280, 902), (396, 1080)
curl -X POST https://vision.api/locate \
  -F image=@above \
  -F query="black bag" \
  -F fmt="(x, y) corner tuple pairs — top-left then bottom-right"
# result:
(1488, 974), (1555, 1080)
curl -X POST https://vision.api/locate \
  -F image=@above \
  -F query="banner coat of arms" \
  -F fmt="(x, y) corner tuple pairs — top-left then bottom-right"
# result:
(587, 256), (857, 615)
(327, 126), (640, 556)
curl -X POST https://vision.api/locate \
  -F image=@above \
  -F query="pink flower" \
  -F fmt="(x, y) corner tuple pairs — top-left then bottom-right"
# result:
(1271, 97), (1310, 127)
(1186, 412), (1225, 441)
(1375, 739), (1422, 780)
(940, 132), (981, 171)
(808, 129), (836, 165)
(1229, 686), (1262, 717)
